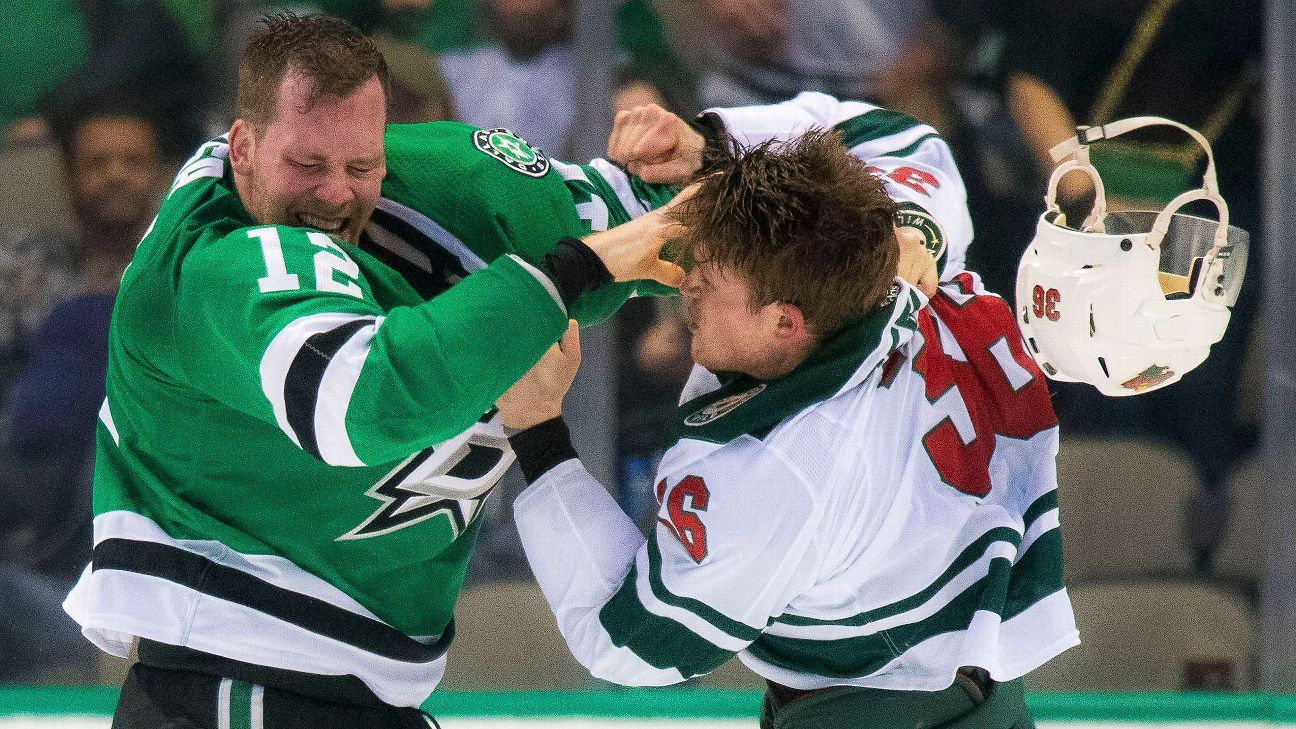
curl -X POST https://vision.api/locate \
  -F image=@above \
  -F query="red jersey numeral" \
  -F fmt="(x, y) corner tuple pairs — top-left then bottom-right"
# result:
(656, 475), (710, 563)
(888, 166), (941, 195)
(1031, 285), (1061, 321)
(914, 274), (1057, 497)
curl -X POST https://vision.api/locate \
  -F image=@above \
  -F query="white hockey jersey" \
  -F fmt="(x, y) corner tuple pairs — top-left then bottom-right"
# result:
(513, 92), (1075, 690)
(514, 273), (1078, 689)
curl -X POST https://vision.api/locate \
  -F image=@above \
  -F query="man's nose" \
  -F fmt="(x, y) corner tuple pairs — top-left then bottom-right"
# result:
(314, 173), (355, 208)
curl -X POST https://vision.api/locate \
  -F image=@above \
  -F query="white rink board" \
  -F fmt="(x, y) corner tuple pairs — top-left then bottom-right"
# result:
(0, 718), (1276, 729)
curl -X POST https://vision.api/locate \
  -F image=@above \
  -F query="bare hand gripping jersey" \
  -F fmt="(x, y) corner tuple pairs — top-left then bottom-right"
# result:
(514, 94), (1077, 691)
(65, 122), (672, 707)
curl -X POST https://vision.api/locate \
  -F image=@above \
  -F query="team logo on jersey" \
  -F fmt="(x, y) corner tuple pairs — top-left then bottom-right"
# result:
(473, 128), (550, 177)
(684, 384), (766, 426)
(1121, 364), (1175, 392)
(895, 202), (946, 262)
(339, 414), (514, 540)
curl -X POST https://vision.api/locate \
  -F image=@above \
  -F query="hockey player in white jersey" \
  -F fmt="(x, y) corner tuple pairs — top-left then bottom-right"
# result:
(500, 109), (1078, 727)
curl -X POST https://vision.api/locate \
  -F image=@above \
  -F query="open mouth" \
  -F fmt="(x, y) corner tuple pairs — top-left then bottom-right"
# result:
(296, 212), (348, 235)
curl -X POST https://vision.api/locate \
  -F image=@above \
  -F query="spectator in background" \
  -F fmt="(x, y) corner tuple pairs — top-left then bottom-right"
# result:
(614, 296), (692, 531)
(437, 0), (579, 154)
(428, 0), (696, 155)
(653, 0), (955, 135)
(304, 0), (456, 122)
(0, 95), (166, 682)
(4, 0), (213, 157)
(1002, 0), (1263, 573)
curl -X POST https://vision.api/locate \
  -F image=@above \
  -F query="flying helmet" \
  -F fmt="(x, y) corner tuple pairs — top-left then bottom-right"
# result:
(1016, 116), (1249, 396)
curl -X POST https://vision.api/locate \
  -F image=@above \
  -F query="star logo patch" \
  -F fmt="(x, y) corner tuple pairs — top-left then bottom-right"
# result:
(473, 128), (550, 177)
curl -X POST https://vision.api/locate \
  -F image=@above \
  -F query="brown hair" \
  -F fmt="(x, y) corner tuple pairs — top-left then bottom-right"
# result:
(236, 14), (391, 130)
(671, 129), (900, 339)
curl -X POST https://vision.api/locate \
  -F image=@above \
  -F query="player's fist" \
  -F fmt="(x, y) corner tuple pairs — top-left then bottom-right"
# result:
(895, 225), (938, 298)
(608, 104), (705, 185)
(498, 320), (581, 430)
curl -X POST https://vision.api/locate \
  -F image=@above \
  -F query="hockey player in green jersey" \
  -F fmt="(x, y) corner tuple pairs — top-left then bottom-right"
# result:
(62, 13), (692, 729)
(501, 115), (1078, 726)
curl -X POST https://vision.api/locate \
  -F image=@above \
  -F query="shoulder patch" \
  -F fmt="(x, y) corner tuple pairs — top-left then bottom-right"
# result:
(472, 128), (550, 177)
(684, 384), (766, 426)
(895, 202), (946, 262)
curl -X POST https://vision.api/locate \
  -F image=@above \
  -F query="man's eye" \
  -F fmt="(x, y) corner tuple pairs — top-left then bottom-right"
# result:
(291, 160), (320, 170)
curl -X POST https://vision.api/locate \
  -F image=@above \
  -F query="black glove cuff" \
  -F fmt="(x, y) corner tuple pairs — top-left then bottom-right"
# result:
(539, 237), (614, 309)
(690, 112), (736, 174)
(509, 416), (578, 484)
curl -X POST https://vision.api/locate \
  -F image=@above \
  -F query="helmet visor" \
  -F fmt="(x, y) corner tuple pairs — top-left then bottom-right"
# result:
(1103, 211), (1250, 306)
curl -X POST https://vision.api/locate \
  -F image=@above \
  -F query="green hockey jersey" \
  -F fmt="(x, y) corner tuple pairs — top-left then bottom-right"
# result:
(64, 122), (674, 708)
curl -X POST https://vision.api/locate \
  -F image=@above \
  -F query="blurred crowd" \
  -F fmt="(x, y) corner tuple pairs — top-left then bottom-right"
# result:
(0, 0), (1263, 687)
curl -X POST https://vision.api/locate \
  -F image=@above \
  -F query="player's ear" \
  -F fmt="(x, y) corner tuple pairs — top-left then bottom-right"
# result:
(774, 302), (809, 344)
(228, 119), (255, 177)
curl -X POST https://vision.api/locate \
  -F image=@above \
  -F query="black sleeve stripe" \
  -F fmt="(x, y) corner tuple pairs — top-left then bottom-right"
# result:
(284, 318), (376, 461)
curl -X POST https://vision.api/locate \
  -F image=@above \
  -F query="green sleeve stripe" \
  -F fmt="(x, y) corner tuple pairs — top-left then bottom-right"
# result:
(750, 556), (1016, 679)
(776, 526), (1021, 628)
(832, 109), (924, 149)
(1003, 527), (1066, 620)
(598, 558), (736, 675)
(1023, 490), (1059, 531)
(643, 537), (767, 642)
(877, 132), (943, 160)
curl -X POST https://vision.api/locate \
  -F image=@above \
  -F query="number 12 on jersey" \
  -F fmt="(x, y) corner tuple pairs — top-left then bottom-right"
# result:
(252, 227), (363, 299)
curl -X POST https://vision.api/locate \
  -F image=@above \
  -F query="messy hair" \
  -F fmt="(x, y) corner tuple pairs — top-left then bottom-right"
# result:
(236, 13), (390, 130)
(670, 130), (900, 339)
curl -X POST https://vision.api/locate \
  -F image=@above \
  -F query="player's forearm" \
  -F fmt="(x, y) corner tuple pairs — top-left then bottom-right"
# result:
(510, 419), (687, 685)
(511, 419), (643, 604)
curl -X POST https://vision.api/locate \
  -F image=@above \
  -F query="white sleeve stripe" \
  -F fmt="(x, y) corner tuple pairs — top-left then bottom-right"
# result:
(1020, 508), (1061, 555)
(312, 316), (383, 467)
(506, 254), (567, 316)
(763, 541), (1020, 641)
(374, 197), (486, 272)
(587, 158), (650, 218)
(259, 312), (378, 456)
(99, 398), (120, 445)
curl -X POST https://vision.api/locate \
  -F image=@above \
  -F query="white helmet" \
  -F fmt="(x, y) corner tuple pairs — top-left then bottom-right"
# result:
(1016, 116), (1249, 396)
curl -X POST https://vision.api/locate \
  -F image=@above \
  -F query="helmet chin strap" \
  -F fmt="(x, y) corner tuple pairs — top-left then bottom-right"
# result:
(1044, 116), (1230, 253)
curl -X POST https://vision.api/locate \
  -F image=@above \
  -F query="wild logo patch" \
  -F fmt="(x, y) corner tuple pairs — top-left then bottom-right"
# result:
(684, 384), (767, 426)
(895, 202), (946, 261)
(1121, 364), (1175, 392)
(473, 128), (549, 177)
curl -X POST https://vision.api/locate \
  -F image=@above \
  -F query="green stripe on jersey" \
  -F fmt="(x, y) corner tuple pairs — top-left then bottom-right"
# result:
(600, 556), (735, 676)
(880, 132), (942, 160)
(644, 537), (766, 642)
(832, 109), (924, 149)
(1004, 527), (1065, 620)
(748, 556), (1015, 678)
(1023, 490), (1058, 529)
(774, 526), (1021, 629)
(229, 680), (253, 729)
